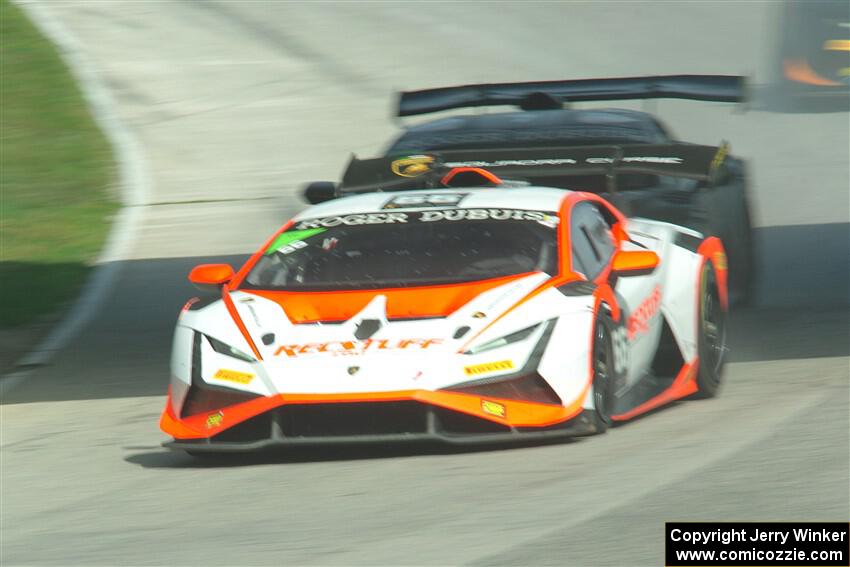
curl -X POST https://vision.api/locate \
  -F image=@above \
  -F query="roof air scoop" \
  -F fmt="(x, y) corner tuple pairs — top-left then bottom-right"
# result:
(441, 167), (503, 187)
(518, 91), (563, 111)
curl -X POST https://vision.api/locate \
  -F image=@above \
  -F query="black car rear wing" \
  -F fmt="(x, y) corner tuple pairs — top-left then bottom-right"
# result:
(335, 143), (731, 196)
(397, 75), (746, 117)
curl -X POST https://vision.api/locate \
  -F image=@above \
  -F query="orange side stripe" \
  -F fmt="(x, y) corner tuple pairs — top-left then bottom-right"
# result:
(697, 236), (729, 311)
(611, 360), (699, 422)
(592, 283), (621, 321)
(457, 273), (575, 353)
(221, 290), (263, 360)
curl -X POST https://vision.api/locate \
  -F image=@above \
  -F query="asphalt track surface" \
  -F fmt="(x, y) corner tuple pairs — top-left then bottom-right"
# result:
(2, 2), (848, 566)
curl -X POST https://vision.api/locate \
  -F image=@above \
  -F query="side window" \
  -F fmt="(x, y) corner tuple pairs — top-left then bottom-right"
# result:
(570, 202), (616, 280)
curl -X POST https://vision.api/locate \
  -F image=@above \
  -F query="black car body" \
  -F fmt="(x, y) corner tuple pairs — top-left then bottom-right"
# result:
(307, 75), (756, 303)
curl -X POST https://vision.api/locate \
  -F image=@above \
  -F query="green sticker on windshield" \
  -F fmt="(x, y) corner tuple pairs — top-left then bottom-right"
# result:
(265, 228), (326, 255)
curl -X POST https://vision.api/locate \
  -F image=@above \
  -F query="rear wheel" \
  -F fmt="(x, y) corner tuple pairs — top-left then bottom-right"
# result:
(728, 195), (756, 306)
(591, 314), (615, 431)
(694, 264), (727, 398)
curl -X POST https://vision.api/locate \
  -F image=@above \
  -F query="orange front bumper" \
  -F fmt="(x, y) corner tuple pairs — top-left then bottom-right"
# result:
(161, 385), (590, 441)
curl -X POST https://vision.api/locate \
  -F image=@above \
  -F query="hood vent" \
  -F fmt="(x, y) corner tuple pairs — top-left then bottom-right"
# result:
(453, 326), (471, 339)
(354, 319), (382, 340)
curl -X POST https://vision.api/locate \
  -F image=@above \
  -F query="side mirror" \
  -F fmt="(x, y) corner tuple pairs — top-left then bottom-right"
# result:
(188, 264), (234, 294)
(611, 250), (659, 277)
(303, 181), (337, 204)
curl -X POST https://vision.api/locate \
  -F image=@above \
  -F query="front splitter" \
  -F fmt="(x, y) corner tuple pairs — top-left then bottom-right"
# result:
(165, 410), (600, 453)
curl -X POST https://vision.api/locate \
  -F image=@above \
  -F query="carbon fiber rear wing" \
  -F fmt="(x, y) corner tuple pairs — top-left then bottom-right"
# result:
(336, 143), (731, 196)
(397, 75), (746, 117)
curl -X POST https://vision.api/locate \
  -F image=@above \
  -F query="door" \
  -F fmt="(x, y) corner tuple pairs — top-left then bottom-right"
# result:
(570, 200), (664, 391)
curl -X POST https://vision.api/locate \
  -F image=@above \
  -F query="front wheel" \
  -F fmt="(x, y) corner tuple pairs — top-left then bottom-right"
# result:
(694, 264), (727, 398)
(590, 313), (616, 431)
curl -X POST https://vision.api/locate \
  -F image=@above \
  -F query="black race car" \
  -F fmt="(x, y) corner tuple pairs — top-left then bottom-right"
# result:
(306, 75), (755, 304)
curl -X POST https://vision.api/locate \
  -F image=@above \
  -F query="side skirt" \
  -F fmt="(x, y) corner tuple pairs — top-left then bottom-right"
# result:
(610, 316), (697, 421)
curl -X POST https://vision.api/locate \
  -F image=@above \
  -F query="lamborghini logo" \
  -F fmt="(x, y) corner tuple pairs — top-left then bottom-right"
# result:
(391, 155), (434, 178)
(347, 366), (360, 376)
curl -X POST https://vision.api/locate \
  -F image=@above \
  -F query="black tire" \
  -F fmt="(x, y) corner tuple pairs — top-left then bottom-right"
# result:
(726, 193), (756, 306)
(590, 312), (615, 431)
(736, 196), (756, 305)
(700, 159), (755, 307)
(694, 264), (727, 398)
(689, 174), (751, 308)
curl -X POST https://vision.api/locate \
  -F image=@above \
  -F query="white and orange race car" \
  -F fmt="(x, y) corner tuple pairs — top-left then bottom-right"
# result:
(160, 166), (728, 453)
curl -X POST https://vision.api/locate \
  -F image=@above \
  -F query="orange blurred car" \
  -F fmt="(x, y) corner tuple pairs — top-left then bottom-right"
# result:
(775, 0), (849, 107)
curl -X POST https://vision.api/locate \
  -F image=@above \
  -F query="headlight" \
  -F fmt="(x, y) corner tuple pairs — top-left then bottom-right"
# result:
(181, 332), (259, 418)
(205, 334), (255, 362)
(463, 323), (542, 355)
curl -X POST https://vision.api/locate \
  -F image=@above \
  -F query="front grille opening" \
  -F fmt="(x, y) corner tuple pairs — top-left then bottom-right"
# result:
(434, 407), (511, 435)
(279, 402), (428, 437)
(213, 413), (272, 443)
(444, 373), (562, 405)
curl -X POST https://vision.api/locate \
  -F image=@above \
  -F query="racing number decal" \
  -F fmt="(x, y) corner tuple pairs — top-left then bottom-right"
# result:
(278, 240), (308, 255)
(612, 326), (629, 375)
(382, 193), (467, 209)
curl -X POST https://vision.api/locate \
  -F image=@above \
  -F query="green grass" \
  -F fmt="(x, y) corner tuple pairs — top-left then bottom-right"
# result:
(0, 0), (118, 327)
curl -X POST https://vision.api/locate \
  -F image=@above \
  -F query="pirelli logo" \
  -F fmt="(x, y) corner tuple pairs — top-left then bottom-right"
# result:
(212, 369), (254, 384)
(464, 360), (514, 376)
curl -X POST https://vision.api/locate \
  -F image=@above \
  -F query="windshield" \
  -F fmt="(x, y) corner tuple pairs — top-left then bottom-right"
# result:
(242, 209), (560, 291)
